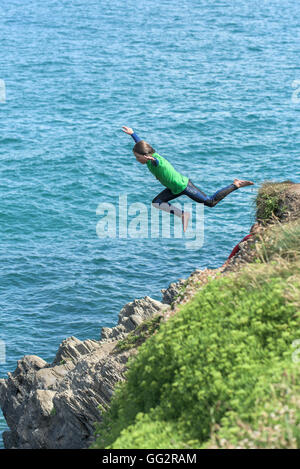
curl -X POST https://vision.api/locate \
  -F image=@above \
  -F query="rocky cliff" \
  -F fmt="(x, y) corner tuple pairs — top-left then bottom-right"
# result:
(0, 293), (178, 448)
(1, 181), (299, 449)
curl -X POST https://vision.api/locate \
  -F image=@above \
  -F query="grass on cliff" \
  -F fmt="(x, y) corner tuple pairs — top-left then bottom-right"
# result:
(252, 220), (300, 264)
(91, 220), (300, 449)
(255, 181), (295, 223)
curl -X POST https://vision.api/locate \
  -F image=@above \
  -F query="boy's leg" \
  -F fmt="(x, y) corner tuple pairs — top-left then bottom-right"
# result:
(183, 180), (238, 207)
(152, 187), (192, 232)
(152, 188), (183, 217)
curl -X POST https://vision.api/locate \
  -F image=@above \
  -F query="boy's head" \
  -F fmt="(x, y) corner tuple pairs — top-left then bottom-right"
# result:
(133, 140), (155, 164)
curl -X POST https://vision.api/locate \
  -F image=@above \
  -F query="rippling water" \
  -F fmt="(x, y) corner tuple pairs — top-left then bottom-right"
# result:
(0, 0), (300, 446)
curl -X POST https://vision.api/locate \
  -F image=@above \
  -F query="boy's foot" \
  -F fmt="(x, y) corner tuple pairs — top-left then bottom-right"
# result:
(233, 179), (255, 188)
(182, 211), (190, 232)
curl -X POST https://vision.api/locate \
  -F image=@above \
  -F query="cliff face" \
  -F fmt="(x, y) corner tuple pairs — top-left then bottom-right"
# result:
(91, 183), (300, 450)
(0, 296), (173, 448)
(1, 181), (299, 449)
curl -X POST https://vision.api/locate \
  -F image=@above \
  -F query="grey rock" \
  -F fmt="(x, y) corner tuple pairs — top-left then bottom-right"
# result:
(0, 338), (132, 449)
(100, 296), (168, 341)
(0, 294), (167, 449)
(52, 336), (102, 366)
(161, 279), (186, 305)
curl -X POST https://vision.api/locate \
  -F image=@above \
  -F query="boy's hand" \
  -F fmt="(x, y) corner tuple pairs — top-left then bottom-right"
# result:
(134, 153), (155, 165)
(122, 126), (134, 135)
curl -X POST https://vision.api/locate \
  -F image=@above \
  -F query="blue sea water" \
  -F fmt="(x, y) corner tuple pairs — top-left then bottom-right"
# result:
(0, 0), (299, 447)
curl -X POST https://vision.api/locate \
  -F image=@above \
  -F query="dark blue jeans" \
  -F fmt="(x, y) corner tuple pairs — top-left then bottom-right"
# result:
(152, 179), (238, 216)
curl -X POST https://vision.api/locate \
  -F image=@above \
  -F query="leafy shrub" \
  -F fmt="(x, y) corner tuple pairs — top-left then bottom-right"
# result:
(205, 362), (300, 448)
(91, 259), (300, 449)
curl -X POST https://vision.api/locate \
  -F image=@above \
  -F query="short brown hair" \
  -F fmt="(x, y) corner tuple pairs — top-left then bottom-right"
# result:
(133, 140), (155, 155)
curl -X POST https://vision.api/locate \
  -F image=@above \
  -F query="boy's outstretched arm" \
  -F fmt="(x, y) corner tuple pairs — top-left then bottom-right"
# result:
(121, 126), (141, 143)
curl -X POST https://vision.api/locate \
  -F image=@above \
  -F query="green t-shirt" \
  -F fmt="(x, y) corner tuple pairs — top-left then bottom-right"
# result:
(146, 153), (189, 195)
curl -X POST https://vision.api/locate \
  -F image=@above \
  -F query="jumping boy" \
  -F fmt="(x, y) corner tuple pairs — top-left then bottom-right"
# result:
(122, 126), (254, 232)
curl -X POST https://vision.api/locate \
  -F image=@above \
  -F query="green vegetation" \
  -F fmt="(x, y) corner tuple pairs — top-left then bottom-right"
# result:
(91, 184), (300, 449)
(205, 364), (300, 448)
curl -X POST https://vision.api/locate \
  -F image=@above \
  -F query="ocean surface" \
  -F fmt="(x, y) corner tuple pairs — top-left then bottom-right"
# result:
(0, 0), (299, 447)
